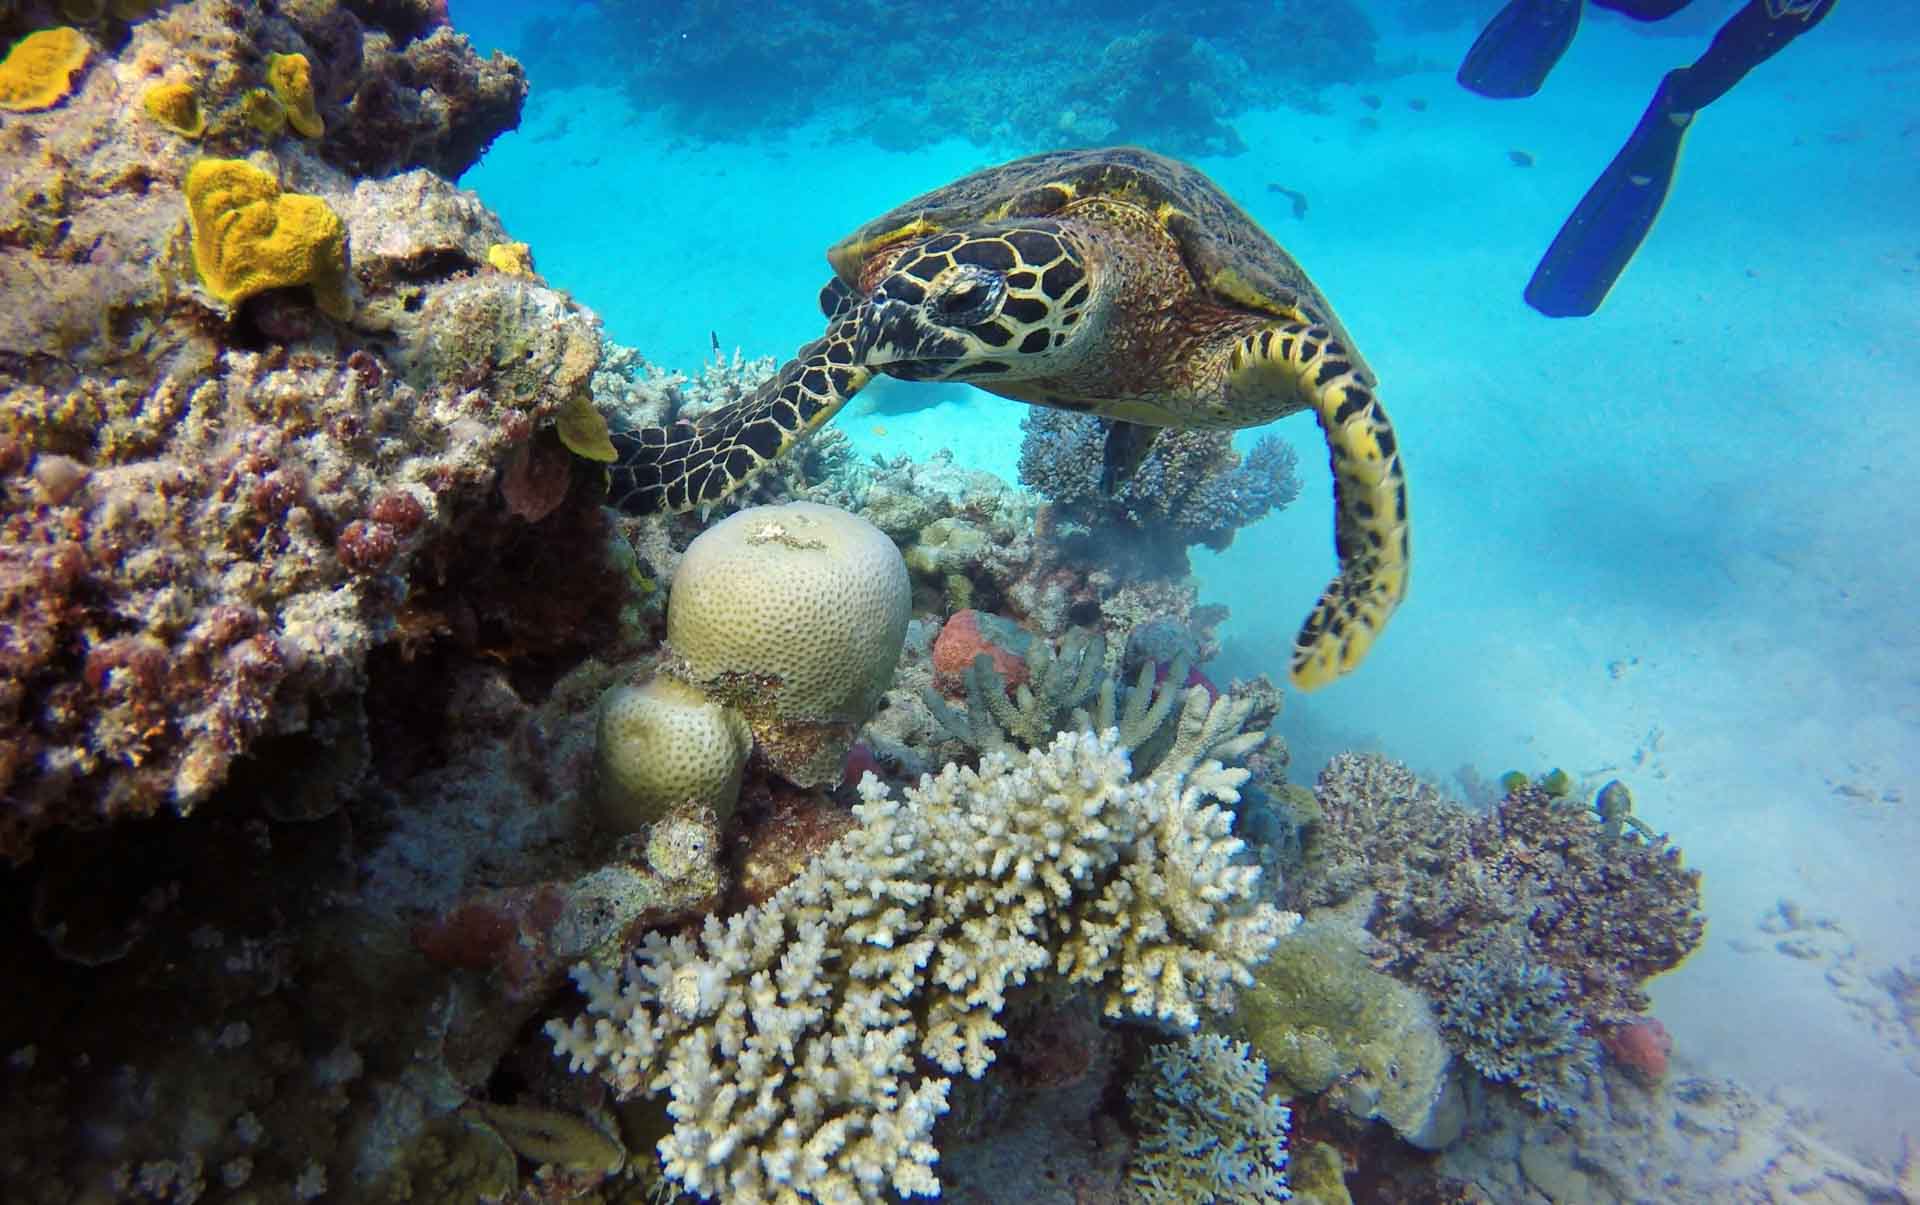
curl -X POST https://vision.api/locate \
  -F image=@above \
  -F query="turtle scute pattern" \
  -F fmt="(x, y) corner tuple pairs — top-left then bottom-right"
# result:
(607, 312), (871, 514)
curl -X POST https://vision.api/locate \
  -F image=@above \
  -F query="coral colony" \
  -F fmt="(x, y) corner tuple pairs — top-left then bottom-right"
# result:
(1, 4), (1898, 1204)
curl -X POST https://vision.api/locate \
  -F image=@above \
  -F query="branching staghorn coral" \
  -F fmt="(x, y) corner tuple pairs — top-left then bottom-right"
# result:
(923, 629), (1105, 754)
(1125, 1033), (1292, 1204)
(547, 726), (1296, 1203)
(924, 632), (1266, 778)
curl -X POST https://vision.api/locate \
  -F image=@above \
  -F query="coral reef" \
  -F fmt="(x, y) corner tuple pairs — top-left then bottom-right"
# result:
(0, 2), (574, 867)
(528, 0), (1379, 155)
(548, 724), (1294, 1202)
(1124, 1033), (1292, 1204)
(659, 500), (911, 787)
(1292, 756), (1706, 1114)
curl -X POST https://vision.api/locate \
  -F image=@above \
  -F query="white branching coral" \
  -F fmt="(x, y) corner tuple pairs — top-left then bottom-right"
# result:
(547, 699), (1297, 1204)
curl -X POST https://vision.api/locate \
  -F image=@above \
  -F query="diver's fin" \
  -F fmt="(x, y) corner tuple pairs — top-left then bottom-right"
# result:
(1526, 72), (1693, 318)
(1222, 321), (1409, 690)
(1099, 420), (1160, 494)
(1457, 0), (1582, 99)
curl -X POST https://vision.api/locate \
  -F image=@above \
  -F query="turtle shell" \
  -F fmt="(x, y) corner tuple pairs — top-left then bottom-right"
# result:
(827, 145), (1341, 336)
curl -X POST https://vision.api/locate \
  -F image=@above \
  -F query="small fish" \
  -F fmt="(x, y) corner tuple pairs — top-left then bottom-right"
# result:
(1408, 97), (1428, 112)
(1361, 93), (1382, 110)
(1508, 149), (1535, 167)
(710, 331), (720, 356)
(1265, 183), (1309, 220)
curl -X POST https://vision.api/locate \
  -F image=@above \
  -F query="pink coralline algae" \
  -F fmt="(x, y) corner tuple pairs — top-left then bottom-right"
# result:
(1602, 1016), (1673, 1082)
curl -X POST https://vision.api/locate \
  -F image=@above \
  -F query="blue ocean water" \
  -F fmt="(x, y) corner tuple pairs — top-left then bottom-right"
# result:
(456, 0), (1918, 1169)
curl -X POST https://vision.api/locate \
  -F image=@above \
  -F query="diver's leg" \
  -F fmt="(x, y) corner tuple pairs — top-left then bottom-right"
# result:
(1525, 0), (1839, 316)
(1457, 0), (1584, 98)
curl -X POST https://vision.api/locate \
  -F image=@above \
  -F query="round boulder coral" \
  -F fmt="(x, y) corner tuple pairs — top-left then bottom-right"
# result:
(596, 677), (752, 833)
(666, 501), (910, 786)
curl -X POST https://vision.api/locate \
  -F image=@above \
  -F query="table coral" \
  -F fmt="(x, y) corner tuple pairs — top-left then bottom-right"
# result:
(548, 721), (1295, 1202)
(184, 158), (350, 318)
(0, 26), (90, 111)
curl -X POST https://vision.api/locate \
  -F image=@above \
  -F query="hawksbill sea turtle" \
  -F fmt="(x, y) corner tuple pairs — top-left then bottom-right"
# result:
(608, 146), (1408, 689)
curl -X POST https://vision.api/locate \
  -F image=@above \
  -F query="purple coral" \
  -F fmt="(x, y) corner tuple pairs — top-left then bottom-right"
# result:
(1018, 409), (1301, 552)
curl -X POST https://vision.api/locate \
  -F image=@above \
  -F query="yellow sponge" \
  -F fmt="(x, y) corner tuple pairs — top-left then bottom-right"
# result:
(596, 676), (753, 833)
(0, 27), (90, 112)
(265, 52), (323, 138)
(184, 158), (350, 319)
(141, 80), (203, 137)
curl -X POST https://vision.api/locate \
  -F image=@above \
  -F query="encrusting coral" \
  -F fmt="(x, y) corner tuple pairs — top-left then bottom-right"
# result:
(548, 715), (1296, 1202)
(183, 157), (351, 318)
(1229, 896), (1461, 1149)
(1124, 1032), (1292, 1204)
(0, 26), (91, 112)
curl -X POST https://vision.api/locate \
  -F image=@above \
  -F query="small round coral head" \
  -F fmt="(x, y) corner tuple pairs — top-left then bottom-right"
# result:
(595, 676), (751, 833)
(0, 27), (92, 112)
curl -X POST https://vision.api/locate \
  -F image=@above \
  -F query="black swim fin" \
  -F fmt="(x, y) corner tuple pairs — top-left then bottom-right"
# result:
(1525, 72), (1694, 318)
(1457, 0), (1582, 99)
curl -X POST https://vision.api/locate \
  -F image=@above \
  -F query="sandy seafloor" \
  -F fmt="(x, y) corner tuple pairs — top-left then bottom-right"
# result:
(455, 1), (1920, 1167)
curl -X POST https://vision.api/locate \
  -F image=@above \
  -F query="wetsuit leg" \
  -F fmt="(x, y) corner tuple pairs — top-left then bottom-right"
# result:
(1524, 0), (1840, 316)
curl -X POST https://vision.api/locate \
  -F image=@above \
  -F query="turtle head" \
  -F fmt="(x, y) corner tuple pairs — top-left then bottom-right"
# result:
(856, 224), (1098, 382)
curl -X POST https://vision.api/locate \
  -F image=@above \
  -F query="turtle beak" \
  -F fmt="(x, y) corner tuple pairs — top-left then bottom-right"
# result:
(856, 295), (969, 374)
(854, 297), (920, 367)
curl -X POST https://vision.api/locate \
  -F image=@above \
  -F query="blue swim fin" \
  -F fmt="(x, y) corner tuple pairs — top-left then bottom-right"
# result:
(1525, 74), (1694, 318)
(1457, 0), (1582, 99)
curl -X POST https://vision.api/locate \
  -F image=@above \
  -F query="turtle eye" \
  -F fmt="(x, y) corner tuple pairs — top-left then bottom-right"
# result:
(929, 267), (1005, 327)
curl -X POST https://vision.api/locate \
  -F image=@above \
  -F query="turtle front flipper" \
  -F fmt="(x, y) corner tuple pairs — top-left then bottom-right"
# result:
(1226, 322), (1410, 689)
(607, 312), (872, 515)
